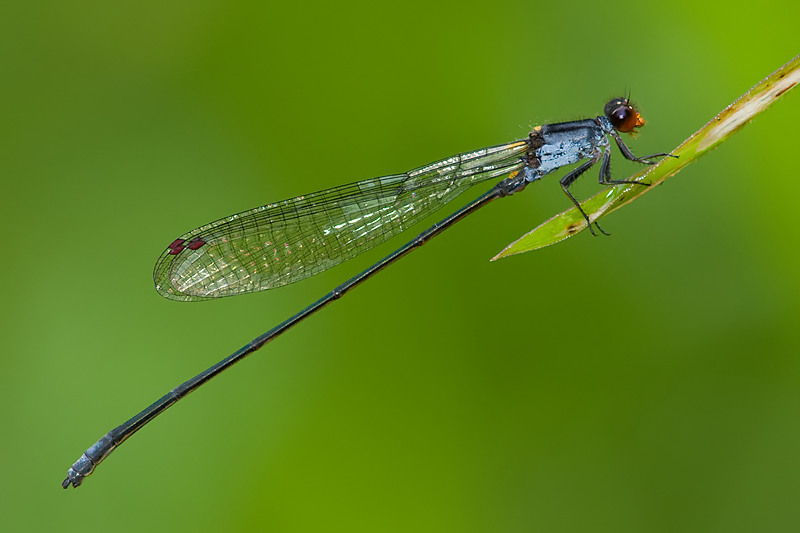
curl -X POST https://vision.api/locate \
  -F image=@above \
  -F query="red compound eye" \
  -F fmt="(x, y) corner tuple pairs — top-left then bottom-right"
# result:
(604, 98), (645, 133)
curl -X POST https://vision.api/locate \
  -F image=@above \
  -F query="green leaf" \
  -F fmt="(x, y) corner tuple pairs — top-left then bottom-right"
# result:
(491, 53), (800, 260)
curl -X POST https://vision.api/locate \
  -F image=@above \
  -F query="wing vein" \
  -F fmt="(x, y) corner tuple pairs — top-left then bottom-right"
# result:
(153, 140), (528, 300)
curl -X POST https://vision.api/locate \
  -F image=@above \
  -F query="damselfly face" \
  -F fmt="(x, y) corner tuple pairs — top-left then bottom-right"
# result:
(604, 97), (645, 133)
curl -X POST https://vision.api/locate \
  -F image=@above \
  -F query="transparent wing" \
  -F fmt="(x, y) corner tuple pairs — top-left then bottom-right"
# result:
(153, 140), (528, 301)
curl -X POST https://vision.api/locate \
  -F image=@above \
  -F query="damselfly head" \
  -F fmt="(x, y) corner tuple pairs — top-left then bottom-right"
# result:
(604, 97), (645, 134)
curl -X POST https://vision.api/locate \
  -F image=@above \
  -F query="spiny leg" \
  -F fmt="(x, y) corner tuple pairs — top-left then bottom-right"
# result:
(559, 152), (608, 236)
(571, 133), (677, 235)
(598, 146), (652, 188)
(610, 130), (676, 165)
(589, 147), (653, 235)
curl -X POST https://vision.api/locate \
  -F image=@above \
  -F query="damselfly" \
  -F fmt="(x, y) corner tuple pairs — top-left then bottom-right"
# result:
(63, 97), (671, 488)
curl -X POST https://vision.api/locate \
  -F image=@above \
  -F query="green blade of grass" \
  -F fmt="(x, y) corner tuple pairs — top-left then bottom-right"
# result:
(492, 53), (800, 260)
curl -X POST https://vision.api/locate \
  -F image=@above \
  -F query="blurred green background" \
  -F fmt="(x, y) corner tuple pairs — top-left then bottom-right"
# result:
(2, 1), (799, 531)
